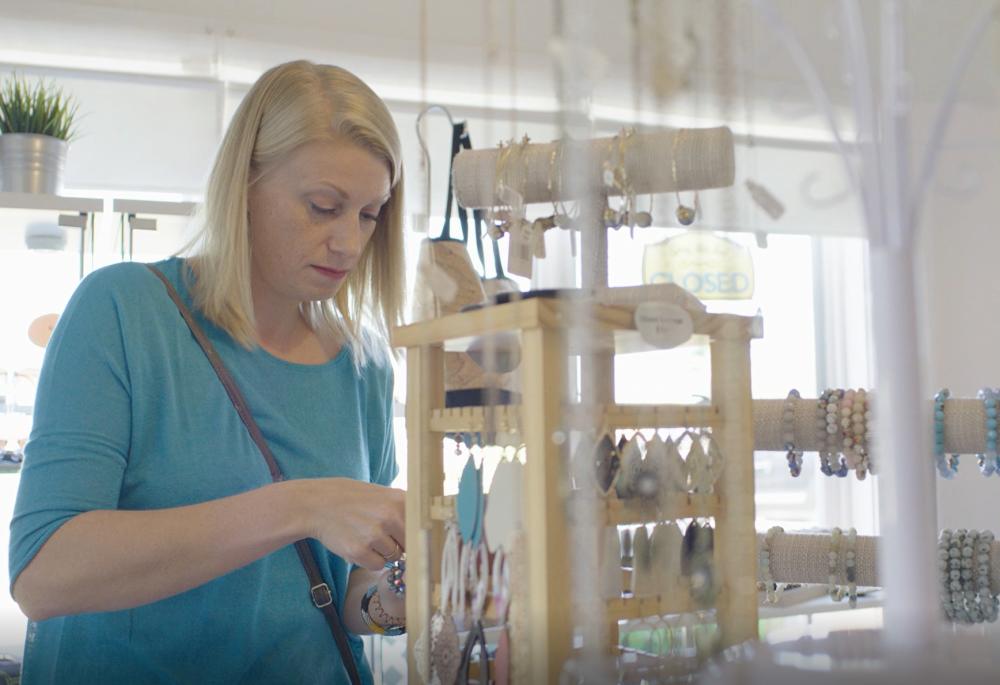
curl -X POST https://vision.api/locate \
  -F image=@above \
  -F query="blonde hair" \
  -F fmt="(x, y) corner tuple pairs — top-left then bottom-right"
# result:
(187, 60), (404, 365)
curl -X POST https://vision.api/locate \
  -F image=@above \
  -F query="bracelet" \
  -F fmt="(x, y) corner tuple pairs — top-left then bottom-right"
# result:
(933, 389), (959, 479)
(963, 530), (980, 623)
(976, 530), (997, 623)
(783, 390), (803, 477)
(828, 527), (843, 602)
(980, 388), (999, 477)
(849, 389), (870, 480)
(816, 390), (834, 477)
(840, 389), (855, 468)
(827, 389), (848, 477)
(385, 558), (406, 596)
(939, 529), (958, 621)
(760, 526), (784, 604)
(844, 527), (857, 608)
(361, 584), (406, 636)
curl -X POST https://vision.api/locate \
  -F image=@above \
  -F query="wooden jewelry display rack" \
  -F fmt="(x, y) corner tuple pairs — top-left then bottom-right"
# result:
(392, 127), (747, 683)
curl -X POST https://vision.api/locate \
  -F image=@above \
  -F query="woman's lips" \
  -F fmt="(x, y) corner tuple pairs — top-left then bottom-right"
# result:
(311, 265), (348, 280)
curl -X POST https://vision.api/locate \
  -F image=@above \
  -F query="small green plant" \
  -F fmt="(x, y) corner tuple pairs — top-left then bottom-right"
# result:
(0, 74), (79, 141)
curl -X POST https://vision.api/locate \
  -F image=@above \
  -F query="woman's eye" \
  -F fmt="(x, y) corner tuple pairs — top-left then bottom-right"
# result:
(310, 202), (337, 215)
(361, 213), (379, 223)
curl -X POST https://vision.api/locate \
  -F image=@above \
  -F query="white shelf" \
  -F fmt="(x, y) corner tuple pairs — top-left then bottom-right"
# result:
(0, 192), (102, 214)
(112, 199), (197, 217)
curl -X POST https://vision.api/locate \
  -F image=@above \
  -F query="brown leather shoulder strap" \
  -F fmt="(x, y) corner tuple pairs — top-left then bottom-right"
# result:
(145, 264), (362, 685)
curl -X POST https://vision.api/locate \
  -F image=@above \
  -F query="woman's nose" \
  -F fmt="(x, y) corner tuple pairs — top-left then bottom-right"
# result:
(327, 215), (363, 257)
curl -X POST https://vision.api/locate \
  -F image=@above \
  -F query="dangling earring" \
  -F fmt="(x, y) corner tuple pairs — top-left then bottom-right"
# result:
(672, 127), (697, 226)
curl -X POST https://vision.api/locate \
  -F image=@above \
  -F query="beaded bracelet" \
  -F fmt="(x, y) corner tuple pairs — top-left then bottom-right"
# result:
(980, 388), (999, 477)
(827, 390), (849, 477)
(760, 526), (784, 604)
(963, 530), (981, 623)
(385, 558), (406, 596)
(817, 390), (835, 476)
(844, 527), (858, 608)
(933, 389), (959, 479)
(783, 390), (803, 477)
(850, 390), (870, 480)
(938, 529), (957, 621)
(952, 529), (970, 623)
(828, 527), (843, 601)
(976, 530), (997, 623)
(840, 390), (856, 468)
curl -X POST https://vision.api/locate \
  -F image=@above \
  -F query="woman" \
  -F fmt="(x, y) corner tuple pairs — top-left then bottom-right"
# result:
(9, 60), (406, 684)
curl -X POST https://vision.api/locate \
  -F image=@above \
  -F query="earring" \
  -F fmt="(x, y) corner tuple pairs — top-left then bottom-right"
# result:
(671, 128), (698, 226)
(615, 430), (643, 500)
(593, 426), (621, 496)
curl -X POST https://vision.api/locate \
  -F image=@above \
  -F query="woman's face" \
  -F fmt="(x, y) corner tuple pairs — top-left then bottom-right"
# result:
(247, 137), (391, 314)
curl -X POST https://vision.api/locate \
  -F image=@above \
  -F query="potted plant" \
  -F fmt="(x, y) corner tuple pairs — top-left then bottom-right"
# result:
(0, 74), (79, 194)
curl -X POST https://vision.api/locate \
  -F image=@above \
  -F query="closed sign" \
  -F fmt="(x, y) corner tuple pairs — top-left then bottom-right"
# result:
(642, 232), (755, 300)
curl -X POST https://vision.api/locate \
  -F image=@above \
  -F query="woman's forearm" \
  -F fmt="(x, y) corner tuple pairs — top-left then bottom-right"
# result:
(13, 480), (309, 621)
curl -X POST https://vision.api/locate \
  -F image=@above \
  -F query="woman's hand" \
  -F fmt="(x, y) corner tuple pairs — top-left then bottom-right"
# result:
(297, 478), (405, 571)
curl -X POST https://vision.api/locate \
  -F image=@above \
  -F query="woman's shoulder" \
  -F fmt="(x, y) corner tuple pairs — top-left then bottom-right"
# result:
(75, 258), (182, 301)
(62, 258), (186, 330)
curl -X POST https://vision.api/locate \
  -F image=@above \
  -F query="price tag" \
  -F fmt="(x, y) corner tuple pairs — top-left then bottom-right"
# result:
(634, 302), (694, 349)
(506, 219), (534, 278)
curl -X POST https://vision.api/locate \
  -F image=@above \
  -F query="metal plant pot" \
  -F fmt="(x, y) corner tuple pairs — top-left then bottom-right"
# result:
(0, 133), (68, 194)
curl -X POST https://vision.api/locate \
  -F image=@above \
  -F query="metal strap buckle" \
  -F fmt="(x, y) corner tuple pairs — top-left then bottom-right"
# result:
(311, 582), (333, 608)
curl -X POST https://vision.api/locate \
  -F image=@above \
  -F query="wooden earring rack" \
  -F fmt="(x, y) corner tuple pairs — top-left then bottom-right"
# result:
(393, 297), (760, 683)
(395, 125), (742, 683)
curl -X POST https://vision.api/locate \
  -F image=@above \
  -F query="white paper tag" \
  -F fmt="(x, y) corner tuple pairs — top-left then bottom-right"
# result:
(531, 221), (547, 259)
(506, 219), (534, 279)
(634, 302), (694, 349)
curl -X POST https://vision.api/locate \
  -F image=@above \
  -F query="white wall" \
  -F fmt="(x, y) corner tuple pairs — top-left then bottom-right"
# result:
(920, 101), (1000, 533)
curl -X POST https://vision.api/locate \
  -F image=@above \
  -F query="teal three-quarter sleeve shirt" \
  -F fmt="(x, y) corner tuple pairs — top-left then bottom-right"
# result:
(9, 257), (398, 684)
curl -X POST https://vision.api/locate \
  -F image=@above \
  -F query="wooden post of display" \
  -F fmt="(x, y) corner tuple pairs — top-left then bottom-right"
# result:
(520, 324), (572, 685)
(709, 318), (758, 646)
(404, 343), (445, 681)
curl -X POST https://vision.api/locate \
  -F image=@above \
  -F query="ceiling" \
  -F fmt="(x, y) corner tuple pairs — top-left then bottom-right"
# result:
(2, 0), (999, 131)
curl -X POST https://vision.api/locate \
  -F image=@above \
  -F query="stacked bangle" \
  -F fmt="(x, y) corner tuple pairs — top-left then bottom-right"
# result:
(760, 526), (784, 604)
(940, 528), (999, 625)
(934, 389), (959, 479)
(844, 527), (858, 608)
(783, 390), (803, 477)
